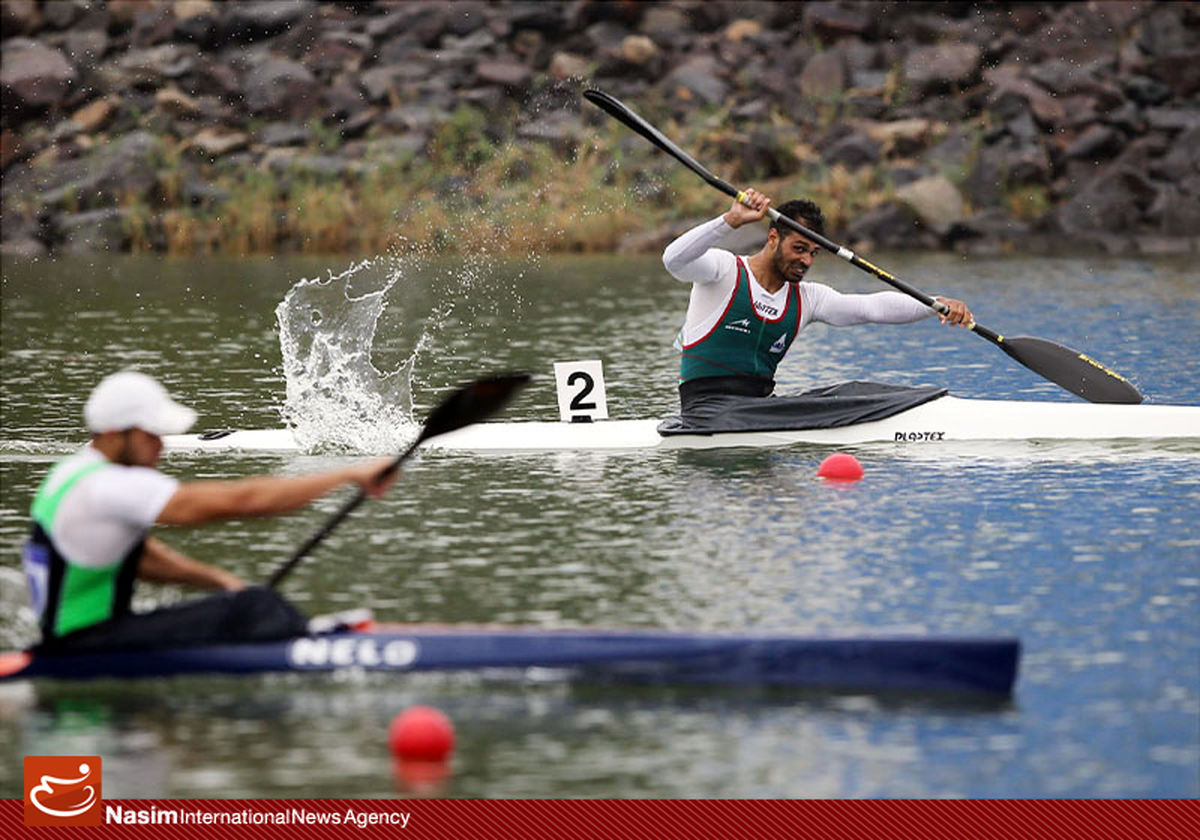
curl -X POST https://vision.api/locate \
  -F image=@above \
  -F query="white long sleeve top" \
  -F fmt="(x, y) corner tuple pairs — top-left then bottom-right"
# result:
(662, 216), (934, 347)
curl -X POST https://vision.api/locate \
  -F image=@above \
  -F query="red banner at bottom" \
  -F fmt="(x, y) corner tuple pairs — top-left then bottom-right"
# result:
(3, 798), (1198, 839)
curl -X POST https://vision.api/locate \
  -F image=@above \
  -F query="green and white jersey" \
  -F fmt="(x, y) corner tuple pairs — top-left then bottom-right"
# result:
(676, 255), (800, 381)
(23, 446), (178, 640)
(663, 216), (936, 383)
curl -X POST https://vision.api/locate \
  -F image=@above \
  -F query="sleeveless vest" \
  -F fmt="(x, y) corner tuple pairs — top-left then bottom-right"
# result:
(24, 459), (144, 641)
(679, 257), (801, 382)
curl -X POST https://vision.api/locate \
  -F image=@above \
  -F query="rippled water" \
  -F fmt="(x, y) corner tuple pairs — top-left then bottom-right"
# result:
(1, 252), (1197, 797)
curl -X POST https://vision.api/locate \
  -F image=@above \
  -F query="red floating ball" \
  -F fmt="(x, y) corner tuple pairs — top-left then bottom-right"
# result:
(817, 452), (864, 481)
(388, 706), (456, 761)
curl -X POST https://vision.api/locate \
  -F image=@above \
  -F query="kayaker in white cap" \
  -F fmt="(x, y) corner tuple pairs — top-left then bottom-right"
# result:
(22, 370), (396, 653)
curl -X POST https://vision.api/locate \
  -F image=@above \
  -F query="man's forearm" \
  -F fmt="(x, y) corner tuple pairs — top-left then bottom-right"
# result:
(137, 537), (243, 591)
(662, 216), (737, 284)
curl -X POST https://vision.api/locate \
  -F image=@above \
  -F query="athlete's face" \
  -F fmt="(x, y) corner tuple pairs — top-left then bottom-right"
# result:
(770, 229), (821, 283)
(117, 428), (164, 467)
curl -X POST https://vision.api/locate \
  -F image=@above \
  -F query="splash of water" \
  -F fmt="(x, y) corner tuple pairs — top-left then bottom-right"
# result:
(273, 157), (607, 452)
(275, 258), (421, 453)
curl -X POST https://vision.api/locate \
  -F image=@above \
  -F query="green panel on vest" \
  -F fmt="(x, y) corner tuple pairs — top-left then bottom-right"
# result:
(54, 563), (119, 636)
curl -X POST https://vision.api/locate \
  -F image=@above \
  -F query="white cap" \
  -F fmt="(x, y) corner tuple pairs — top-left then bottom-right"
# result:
(84, 370), (197, 436)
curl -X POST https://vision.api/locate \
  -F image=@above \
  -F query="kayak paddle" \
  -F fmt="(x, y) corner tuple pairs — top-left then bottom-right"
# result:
(267, 372), (532, 588)
(583, 88), (1143, 405)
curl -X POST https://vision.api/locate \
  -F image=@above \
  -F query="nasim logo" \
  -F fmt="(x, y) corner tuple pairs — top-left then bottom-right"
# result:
(24, 756), (103, 826)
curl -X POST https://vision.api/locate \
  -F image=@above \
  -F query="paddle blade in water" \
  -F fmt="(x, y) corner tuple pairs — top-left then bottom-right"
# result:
(998, 337), (1142, 404)
(416, 372), (532, 444)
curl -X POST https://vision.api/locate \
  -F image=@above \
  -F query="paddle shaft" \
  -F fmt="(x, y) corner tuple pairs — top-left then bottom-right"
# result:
(580, 90), (955, 316)
(266, 373), (531, 589)
(265, 447), (411, 589)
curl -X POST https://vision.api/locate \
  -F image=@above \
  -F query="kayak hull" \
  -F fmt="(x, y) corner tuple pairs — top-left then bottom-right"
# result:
(0, 626), (1020, 696)
(163, 397), (1200, 453)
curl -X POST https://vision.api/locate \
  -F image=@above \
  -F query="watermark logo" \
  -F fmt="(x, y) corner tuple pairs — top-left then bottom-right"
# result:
(24, 756), (102, 826)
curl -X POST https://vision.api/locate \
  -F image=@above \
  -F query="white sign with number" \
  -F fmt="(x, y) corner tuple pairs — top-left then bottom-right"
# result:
(554, 360), (609, 422)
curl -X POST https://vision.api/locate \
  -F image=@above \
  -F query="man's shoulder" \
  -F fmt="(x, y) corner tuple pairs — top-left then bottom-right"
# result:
(85, 460), (175, 494)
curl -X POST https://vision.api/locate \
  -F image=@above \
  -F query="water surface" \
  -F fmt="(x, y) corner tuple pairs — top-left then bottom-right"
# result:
(1, 252), (1197, 797)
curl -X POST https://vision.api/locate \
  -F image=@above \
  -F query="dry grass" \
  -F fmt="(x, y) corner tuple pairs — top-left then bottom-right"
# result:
(112, 104), (912, 257)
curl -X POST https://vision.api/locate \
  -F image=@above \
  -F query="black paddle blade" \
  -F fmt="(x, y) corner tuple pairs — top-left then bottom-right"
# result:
(998, 337), (1142, 404)
(414, 372), (532, 446)
(583, 89), (739, 199)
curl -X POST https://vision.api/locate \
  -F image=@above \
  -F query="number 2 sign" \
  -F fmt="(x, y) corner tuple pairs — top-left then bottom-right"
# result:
(553, 360), (609, 423)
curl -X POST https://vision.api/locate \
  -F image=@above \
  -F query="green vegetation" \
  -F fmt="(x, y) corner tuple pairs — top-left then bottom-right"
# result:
(109, 103), (909, 257)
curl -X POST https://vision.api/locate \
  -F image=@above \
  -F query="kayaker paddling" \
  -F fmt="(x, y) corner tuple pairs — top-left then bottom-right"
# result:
(22, 370), (397, 653)
(663, 189), (973, 425)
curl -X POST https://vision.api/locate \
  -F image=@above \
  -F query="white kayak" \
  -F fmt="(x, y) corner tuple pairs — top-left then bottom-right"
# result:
(164, 396), (1200, 454)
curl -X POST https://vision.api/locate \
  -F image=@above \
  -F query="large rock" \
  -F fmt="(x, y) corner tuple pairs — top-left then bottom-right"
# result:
(821, 131), (880, 169)
(903, 43), (981, 92)
(639, 5), (689, 41)
(1145, 107), (1200, 132)
(948, 208), (1032, 245)
(1, 0), (41, 38)
(844, 201), (925, 250)
(864, 118), (940, 157)
(99, 44), (199, 89)
(803, 2), (871, 40)
(1065, 124), (1124, 160)
(53, 207), (134, 255)
(799, 49), (846, 100)
(43, 0), (90, 31)
(549, 51), (591, 80)
(1147, 185), (1200, 237)
(985, 65), (1066, 126)
(922, 129), (973, 175)
(1029, 59), (1124, 108)
(1136, 4), (1190, 57)
(1156, 125), (1200, 181)
(1148, 51), (1200, 99)
(5, 131), (160, 211)
(662, 56), (728, 105)
(187, 127), (250, 157)
(224, 0), (316, 43)
(475, 58), (532, 89)
(894, 175), (966, 235)
(0, 236), (48, 259)
(70, 96), (117, 132)
(725, 19), (764, 43)
(243, 56), (319, 118)
(1020, 3), (1126, 63)
(621, 34), (660, 66)
(1, 39), (77, 117)
(1053, 166), (1158, 233)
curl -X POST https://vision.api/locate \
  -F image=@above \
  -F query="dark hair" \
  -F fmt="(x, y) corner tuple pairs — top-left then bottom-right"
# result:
(770, 199), (826, 238)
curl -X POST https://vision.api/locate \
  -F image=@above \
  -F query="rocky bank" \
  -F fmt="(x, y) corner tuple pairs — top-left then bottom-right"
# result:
(2, 0), (1198, 258)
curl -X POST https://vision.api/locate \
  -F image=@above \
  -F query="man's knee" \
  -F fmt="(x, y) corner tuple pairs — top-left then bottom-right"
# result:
(221, 586), (308, 640)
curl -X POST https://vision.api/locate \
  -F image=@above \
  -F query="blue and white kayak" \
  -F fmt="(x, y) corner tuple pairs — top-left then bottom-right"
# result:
(163, 397), (1200, 453)
(0, 625), (1020, 695)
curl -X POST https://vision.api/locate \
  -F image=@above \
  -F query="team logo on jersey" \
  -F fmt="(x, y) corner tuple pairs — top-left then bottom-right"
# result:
(768, 333), (788, 353)
(724, 318), (752, 334)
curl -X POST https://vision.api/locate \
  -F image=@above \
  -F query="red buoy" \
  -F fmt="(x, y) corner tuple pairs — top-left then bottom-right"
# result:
(388, 706), (456, 761)
(817, 452), (864, 481)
